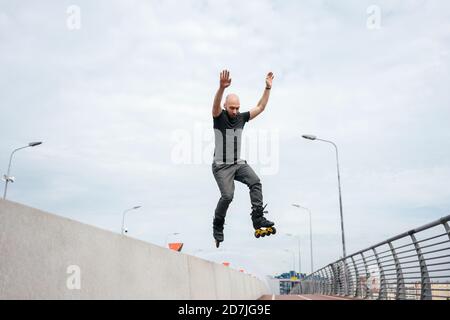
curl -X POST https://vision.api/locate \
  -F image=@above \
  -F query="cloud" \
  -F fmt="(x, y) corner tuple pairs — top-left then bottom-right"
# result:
(1, 0), (450, 276)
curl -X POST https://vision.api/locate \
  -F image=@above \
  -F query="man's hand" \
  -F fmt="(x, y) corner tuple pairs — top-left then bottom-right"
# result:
(213, 70), (231, 117)
(220, 70), (232, 89)
(265, 72), (274, 89)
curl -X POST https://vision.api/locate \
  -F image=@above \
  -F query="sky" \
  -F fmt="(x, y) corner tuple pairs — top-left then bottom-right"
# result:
(1, 0), (450, 280)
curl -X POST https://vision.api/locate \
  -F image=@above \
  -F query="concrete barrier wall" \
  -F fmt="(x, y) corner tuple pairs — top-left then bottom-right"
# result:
(0, 199), (269, 300)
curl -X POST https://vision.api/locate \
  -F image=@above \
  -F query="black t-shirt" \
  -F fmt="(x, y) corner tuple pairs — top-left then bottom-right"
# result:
(213, 110), (250, 164)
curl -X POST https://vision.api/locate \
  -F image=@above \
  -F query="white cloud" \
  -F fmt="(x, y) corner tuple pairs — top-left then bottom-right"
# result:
(1, 0), (450, 276)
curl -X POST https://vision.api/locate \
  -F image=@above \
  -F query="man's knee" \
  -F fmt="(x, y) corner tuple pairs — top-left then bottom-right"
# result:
(220, 193), (234, 202)
(249, 180), (262, 191)
(245, 169), (261, 187)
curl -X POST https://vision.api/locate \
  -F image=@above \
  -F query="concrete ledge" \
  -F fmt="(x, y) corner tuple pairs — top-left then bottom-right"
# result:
(0, 199), (269, 300)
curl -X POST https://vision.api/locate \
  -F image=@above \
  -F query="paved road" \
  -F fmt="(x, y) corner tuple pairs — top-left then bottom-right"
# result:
(260, 294), (357, 300)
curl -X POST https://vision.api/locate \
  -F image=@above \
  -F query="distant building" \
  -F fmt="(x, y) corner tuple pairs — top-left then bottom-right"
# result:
(273, 271), (305, 295)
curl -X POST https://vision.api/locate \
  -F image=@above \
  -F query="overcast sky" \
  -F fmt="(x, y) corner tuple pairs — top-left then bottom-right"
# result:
(1, 0), (449, 280)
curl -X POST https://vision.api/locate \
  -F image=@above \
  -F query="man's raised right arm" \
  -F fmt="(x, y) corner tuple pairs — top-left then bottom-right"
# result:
(212, 70), (231, 118)
(212, 87), (225, 118)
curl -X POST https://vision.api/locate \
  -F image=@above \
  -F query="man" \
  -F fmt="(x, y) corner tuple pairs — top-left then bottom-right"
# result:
(211, 69), (275, 247)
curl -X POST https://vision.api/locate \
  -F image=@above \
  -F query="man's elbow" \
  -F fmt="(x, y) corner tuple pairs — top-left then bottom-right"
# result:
(257, 104), (266, 112)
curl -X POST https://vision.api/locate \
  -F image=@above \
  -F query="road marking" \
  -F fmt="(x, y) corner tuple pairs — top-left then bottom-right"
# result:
(272, 294), (275, 300)
(297, 295), (313, 300)
(320, 295), (352, 300)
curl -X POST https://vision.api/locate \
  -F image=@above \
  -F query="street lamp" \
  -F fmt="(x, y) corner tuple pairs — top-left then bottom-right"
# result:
(285, 235), (301, 274)
(3, 142), (43, 199)
(292, 204), (314, 273)
(284, 248), (297, 274)
(302, 134), (347, 258)
(121, 206), (141, 235)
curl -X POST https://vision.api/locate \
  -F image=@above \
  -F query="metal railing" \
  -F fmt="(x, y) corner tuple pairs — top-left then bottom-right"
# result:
(291, 215), (450, 300)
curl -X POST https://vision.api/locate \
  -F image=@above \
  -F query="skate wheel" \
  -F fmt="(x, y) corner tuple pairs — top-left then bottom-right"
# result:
(255, 233), (260, 239)
(271, 227), (277, 235)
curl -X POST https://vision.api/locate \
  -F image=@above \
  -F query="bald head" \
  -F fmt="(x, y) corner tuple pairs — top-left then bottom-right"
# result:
(225, 94), (240, 106)
(224, 93), (240, 118)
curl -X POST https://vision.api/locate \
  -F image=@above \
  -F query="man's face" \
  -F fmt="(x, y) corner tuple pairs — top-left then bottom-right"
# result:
(225, 94), (240, 118)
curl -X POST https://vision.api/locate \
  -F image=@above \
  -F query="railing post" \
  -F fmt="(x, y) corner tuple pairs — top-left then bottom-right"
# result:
(351, 256), (361, 298)
(301, 279), (306, 294)
(312, 273), (319, 294)
(342, 259), (352, 296)
(330, 264), (339, 295)
(316, 273), (321, 294)
(409, 233), (432, 300)
(342, 258), (354, 296)
(322, 269), (327, 295)
(443, 220), (450, 241)
(360, 252), (371, 299)
(341, 260), (349, 296)
(316, 270), (321, 294)
(311, 272), (316, 294)
(372, 247), (387, 300)
(388, 242), (406, 300)
(323, 268), (329, 295)
(327, 266), (334, 295)
(337, 261), (345, 296)
(319, 269), (327, 295)
(307, 276), (312, 294)
(336, 262), (342, 296)
(338, 261), (344, 296)
(308, 277), (312, 294)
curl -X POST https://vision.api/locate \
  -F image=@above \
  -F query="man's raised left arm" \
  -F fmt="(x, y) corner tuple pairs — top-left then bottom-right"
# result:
(249, 72), (274, 121)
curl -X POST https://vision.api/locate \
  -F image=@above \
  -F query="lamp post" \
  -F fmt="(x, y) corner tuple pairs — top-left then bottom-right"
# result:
(292, 204), (314, 273)
(302, 134), (346, 258)
(121, 206), (141, 235)
(3, 142), (43, 199)
(284, 247), (297, 273)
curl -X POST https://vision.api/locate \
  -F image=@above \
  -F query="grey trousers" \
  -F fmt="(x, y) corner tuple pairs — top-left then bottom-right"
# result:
(212, 161), (263, 222)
